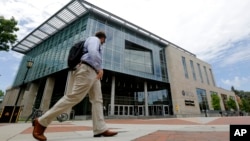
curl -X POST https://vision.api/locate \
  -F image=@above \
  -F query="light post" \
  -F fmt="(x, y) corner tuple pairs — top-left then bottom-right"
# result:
(15, 60), (34, 105)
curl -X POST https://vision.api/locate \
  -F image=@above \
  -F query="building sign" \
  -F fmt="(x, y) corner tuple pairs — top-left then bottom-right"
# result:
(182, 90), (195, 106)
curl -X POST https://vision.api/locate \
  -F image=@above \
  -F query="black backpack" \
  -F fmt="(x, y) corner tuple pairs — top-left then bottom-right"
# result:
(67, 40), (85, 70)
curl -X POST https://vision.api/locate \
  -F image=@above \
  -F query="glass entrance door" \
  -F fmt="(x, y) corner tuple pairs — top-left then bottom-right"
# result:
(163, 105), (169, 116)
(138, 106), (144, 116)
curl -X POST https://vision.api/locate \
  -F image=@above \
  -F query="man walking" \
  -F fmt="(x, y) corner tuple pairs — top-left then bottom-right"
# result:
(32, 31), (118, 141)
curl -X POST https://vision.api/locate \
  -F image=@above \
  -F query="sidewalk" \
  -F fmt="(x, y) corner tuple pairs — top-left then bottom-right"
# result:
(0, 116), (249, 141)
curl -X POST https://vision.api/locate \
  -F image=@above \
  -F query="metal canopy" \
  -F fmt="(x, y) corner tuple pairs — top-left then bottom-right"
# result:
(12, 0), (88, 53)
(12, 0), (195, 57)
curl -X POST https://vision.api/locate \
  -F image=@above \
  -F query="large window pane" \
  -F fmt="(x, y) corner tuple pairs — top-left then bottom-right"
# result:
(125, 40), (153, 74)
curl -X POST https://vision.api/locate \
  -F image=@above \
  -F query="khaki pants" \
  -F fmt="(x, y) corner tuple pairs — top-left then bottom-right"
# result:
(38, 64), (107, 135)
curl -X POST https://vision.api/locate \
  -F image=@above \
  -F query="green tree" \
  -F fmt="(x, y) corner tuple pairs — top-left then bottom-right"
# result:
(0, 89), (4, 96)
(232, 86), (250, 112)
(226, 97), (237, 111)
(241, 99), (250, 112)
(211, 93), (221, 110)
(0, 16), (19, 51)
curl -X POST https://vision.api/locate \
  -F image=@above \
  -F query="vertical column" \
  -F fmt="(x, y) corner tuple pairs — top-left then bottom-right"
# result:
(20, 83), (39, 118)
(64, 71), (74, 96)
(15, 87), (24, 106)
(40, 76), (55, 112)
(110, 76), (115, 116)
(63, 71), (74, 115)
(0, 88), (16, 107)
(144, 81), (149, 116)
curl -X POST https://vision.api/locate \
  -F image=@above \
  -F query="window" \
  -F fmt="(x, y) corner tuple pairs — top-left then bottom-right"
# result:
(197, 63), (203, 83)
(196, 88), (209, 111)
(190, 60), (196, 80)
(203, 66), (210, 85)
(125, 41), (153, 73)
(182, 56), (189, 79)
(209, 68), (216, 86)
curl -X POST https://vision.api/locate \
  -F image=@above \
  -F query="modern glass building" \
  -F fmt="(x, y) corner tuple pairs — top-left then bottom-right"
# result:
(1, 0), (238, 120)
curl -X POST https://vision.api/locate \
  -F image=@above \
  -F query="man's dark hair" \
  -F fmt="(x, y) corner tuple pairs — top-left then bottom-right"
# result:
(95, 31), (106, 39)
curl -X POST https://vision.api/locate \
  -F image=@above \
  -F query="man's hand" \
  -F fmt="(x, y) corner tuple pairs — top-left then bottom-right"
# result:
(96, 69), (103, 80)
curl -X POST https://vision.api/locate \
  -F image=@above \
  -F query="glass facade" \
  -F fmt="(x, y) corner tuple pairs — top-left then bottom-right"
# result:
(125, 41), (153, 74)
(136, 90), (169, 105)
(13, 11), (171, 116)
(14, 13), (168, 86)
(13, 15), (89, 86)
(87, 14), (168, 82)
(196, 88), (209, 111)
(85, 14), (171, 116)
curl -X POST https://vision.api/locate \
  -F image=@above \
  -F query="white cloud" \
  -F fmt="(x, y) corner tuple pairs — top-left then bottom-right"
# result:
(11, 64), (20, 77)
(0, 0), (70, 40)
(10, 51), (23, 59)
(0, 56), (8, 61)
(0, 51), (23, 61)
(222, 45), (250, 66)
(221, 76), (250, 89)
(88, 0), (250, 65)
(1, 0), (250, 63)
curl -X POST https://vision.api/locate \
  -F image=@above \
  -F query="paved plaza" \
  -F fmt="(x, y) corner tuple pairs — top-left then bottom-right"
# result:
(0, 116), (249, 141)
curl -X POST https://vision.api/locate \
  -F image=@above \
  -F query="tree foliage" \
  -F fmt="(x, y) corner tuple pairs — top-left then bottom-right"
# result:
(226, 97), (237, 110)
(0, 89), (4, 97)
(241, 99), (250, 112)
(211, 93), (221, 110)
(231, 86), (250, 112)
(0, 16), (19, 51)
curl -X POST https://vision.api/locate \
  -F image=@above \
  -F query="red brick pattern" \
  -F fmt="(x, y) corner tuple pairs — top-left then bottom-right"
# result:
(133, 131), (229, 141)
(14, 117), (250, 141)
(21, 125), (93, 134)
(106, 119), (199, 125)
(206, 117), (250, 125)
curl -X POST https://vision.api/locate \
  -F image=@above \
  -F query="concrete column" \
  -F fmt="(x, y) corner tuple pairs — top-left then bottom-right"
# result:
(15, 87), (24, 106)
(218, 94), (225, 111)
(0, 90), (11, 108)
(63, 71), (75, 115)
(0, 89), (12, 107)
(144, 81), (149, 116)
(2, 88), (19, 106)
(110, 76), (115, 116)
(20, 82), (39, 118)
(235, 96), (240, 111)
(64, 71), (74, 96)
(40, 76), (55, 112)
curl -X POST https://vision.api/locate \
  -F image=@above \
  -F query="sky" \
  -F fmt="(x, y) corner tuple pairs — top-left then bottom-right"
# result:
(0, 0), (250, 92)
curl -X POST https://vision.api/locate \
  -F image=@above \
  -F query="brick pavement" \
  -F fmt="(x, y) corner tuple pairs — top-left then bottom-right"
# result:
(1, 116), (249, 141)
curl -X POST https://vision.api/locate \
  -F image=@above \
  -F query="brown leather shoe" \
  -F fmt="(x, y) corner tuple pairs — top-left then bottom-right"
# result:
(94, 130), (118, 137)
(32, 118), (47, 141)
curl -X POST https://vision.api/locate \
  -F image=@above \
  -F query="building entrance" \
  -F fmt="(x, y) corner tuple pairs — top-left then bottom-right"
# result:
(109, 105), (135, 116)
(108, 104), (169, 116)
(148, 105), (169, 116)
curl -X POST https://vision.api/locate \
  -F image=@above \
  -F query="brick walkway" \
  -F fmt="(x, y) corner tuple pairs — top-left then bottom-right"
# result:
(133, 131), (229, 141)
(109, 117), (249, 141)
(1, 116), (249, 141)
